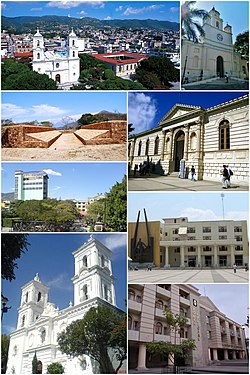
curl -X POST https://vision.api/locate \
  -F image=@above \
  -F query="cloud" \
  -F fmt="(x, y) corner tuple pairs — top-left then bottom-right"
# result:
(122, 5), (164, 16)
(46, 1), (82, 9)
(52, 186), (62, 191)
(115, 5), (123, 12)
(86, 1), (105, 9)
(2, 325), (16, 334)
(101, 234), (126, 254)
(170, 7), (179, 12)
(43, 169), (62, 176)
(2, 103), (29, 119)
(179, 207), (249, 222)
(79, 10), (87, 15)
(128, 93), (157, 133)
(1, 2), (6, 9)
(31, 104), (68, 117)
(104, 16), (112, 20)
(31, 7), (42, 12)
(45, 273), (72, 291)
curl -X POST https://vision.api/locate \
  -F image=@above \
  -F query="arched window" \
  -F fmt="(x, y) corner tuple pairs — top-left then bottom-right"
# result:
(56, 62), (59, 68)
(82, 284), (88, 300)
(216, 21), (219, 28)
(101, 255), (105, 267)
(145, 139), (150, 156)
(155, 300), (164, 310)
(190, 132), (197, 151)
(128, 289), (135, 301)
(128, 315), (132, 330)
(155, 322), (163, 334)
(72, 40), (75, 46)
(37, 292), (41, 302)
(37, 40), (40, 47)
(21, 315), (25, 327)
(37, 52), (40, 59)
(41, 328), (46, 343)
(137, 141), (142, 156)
(25, 292), (29, 303)
(154, 136), (159, 155)
(73, 51), (75, 57)
(83, 255), (88, 267)
(219, 120), (230, 150)
(104, 285), (108, 300)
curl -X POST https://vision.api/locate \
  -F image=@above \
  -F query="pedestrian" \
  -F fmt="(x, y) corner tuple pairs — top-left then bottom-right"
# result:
(226, 165), (233, 187)
(133, 164), (138, 176)
(225, 72), (229, 83)
(221, 165), (230, 189)
(184, 71), (189, 84)
(191, 165), (196, 181)
(233, 263), (237, 273)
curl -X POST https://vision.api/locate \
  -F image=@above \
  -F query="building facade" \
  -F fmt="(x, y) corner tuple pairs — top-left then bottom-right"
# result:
(32, 29), (80, 87)
(14, 170), (49, 201)
(128, 95), (249, 185)
(128, 284), (247, 370)
(6, 237), (121, 374)
(181, 7), (248, 82)
(128, 217), (248, 268)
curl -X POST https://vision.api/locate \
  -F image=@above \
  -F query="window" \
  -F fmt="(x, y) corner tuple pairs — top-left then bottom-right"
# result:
(234, 226), (242, 233)
(155, 300), (163, 310)
(235, 236), (242, 242)
(203, 246), (211, 251)
(73, 51), (75, 57)
(188, 247), (196, 252)
(219, 226), (227, 232)
(25, 292), (28, 303)
(128, 316), (132, 330)
(101, 255), (105, 267)
(83, 255), (88, 267)
(37, 52), (40, 59)
(219, 120), (230, 150)
(37, 292), (41, 302)
(72, 40), (75, 46)
(155, 322), (163, 334)
(203, 227), (211, 233)
(41, 328), (46, 343)
(37, 41), (40, 47)
(173, 229), (179, 234)
(187, 227), (195, 233)
(21, 315), (25, 327)
(137, 141), (142, 156)
(154, 136), (159, 155)
(203, 236), (211, 240)
(219, 246), (227, 251)
(188, 236), (196, 240)
(219, 235), (227, 240)
(128, 289), (135, 301)
(56, 63), (59, 68)
(190, 132), (197, 150)
(133, 320), (139, 331)
(145, 139), (150, 156)
(136, 295), (142, 303)
(164, 326), (170, 335)
(235, 245), (243, 251)
(82, 284), (88, 300)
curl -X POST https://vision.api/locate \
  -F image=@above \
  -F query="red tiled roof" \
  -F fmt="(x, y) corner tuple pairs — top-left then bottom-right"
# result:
(92, 51), (148, 65)
(14, 52), (33, 58)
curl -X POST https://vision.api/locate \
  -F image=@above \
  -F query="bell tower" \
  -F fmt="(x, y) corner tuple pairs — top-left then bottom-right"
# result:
(17, 273), (49, 329)
(32, 29), (44, 61)
(67, 29), (78, 59)
(72, 236), (116, 307)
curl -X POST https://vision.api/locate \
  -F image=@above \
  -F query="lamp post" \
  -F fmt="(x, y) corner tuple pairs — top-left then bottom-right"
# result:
(1, 295), (11, 321)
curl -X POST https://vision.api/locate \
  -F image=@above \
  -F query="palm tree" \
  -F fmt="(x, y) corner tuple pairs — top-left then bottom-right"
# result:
(181, 1), (210, 42)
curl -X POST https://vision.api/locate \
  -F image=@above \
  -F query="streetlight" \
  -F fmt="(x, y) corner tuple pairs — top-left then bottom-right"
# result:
(1, 295), (11, 320)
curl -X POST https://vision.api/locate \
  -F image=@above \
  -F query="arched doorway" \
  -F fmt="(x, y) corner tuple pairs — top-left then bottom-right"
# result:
(55, 74), (61, 83)
(174, 131), (185, 171)
(216, 56), (224, 78)
(37, 361), (43, 374)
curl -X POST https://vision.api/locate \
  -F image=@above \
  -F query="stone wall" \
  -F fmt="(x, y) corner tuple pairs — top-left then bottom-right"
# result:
(80, 120), (127, 143)
(1, 125), (56, 148)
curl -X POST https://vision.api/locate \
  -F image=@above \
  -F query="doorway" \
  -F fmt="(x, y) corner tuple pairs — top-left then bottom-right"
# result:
(205, 256), (212, 267)
(174, 131), (185, 171)
(216, 56), (224, 78)
(55, 74), (61, 83)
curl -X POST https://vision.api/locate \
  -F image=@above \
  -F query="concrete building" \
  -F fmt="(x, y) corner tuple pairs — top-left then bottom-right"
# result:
(14, 170), (49, 201)
(128, 94), (249, 185)
(73, 194), (106, 213)
(181, 7), (248, 83)
(32, 29), (80, 87)
(128, 217), (248, 268)
(92, 52), (148, 78)
(128, 284), (247, 370)
(6, 237), (122, 374)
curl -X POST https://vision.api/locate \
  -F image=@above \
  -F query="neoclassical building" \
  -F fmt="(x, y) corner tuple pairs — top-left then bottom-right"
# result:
(128, 284), (247, 370)
(181, 6), (248, 82)
(128, 94), (249, 185)
(32, 29), (80, 87)
(6, 237), (124, 374)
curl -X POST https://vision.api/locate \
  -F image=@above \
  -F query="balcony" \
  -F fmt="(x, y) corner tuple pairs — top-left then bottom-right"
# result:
(155, 307), (165, 318)
(128, 299), (142, 312)
(156, 286), (171, 299)
(179, 296), (190, 306)
(128, 329), (139, 341)
(155, 333), (171, 342)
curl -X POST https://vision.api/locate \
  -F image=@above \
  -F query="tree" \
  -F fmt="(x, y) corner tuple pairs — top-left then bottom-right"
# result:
(1, 119), (13, 126)
(1, 334), (10, 374)
(181, 1), (210, 42)
(32, 352), (38, 374)
(2, 234), (29, 281)
(146, 309), (196, 372)
(47, 362), (64, 374)
(58, 306), (126, 374)
(77, 113), (98, 127)
(234, 31), (249, 60)
(86, 199), (105, 225)
(61, 116), (77, 130)
(40, 121), (53, 127)
(128, 123), (135, 134)
(106, 176), (127, 231)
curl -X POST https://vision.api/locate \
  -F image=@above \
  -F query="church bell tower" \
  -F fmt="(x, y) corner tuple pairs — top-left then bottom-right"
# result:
(72, 236), (116, 307)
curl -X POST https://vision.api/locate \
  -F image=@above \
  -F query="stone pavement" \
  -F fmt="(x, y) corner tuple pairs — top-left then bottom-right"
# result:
(128, 268), (249, 283)
(48, 132), (83, 149)
(128, 175), (248, 191)
(182, 77), (249, 90)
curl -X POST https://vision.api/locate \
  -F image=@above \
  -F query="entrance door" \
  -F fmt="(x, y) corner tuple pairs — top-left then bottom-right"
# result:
(188, 256), (196, 267)
(55, 74), (61, 83)
(216, 56), (224, 78)
(174, 131), (185, 171)
(205, 256), (212, 267)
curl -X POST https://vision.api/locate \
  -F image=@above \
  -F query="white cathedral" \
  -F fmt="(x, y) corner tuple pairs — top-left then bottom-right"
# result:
(32, 29), (80, 87)
(6, 236), (122, 374)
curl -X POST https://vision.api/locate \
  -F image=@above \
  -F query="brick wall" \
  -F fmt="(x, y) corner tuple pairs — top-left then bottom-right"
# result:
(80, 120), (127, 143)
(1, 125), (56, 148)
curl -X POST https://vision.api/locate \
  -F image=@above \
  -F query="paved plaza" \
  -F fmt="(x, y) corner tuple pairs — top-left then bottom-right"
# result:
(128, 268), (249, 283)
(128, 174), (248, 191)
(182, 77), (249, 90)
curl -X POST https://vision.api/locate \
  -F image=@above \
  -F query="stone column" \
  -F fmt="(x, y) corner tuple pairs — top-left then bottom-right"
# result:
(160, 131), (166, 160)
(184, 126), (189, 160)
(137, 343), (147, 370)
(196, 122), (202, 158)
(169, 130), (174, 159)
(214, 245), (218, 268)
(224, 349), (228, 360)
(230, 245), (235, 266)
(165, 246), (169, 267)
(213, 349), (218, 361)
(232, 351), (236, 360)
(197, 246), (201, 267)
(180, 246), (185, 267)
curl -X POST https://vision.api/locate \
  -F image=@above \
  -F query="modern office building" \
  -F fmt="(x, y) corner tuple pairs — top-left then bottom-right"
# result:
(128, 95), (249, 185)
(128, 217), (248, 268)
(128, 284), (247, 370)
(6, 237), (123, 374)
(14, 170), (49, 201)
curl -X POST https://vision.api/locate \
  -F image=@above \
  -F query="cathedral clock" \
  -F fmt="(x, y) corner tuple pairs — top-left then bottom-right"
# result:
(217, 33), (223, 41)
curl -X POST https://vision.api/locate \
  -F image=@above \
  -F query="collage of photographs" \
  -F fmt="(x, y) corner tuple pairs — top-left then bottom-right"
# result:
(0, 0), (249, 374)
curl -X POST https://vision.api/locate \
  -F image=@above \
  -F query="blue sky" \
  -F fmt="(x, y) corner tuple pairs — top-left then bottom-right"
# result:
(1, 233), (127, 334)
(128, 92), (248, 134)
(2, 1), (180, 22)
(195, 1), (249, 41)
(2, 162), (126, 199)
(1, 92), (127, 127)
(128, 192), (249, 224)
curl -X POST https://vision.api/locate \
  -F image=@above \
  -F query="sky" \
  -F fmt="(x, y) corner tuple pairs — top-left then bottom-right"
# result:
(1, 92), (127, 127)
(1, 1), (180, 22)
(1, 233), (127, 334)
(128, 91), (248, 134)
(128, 192), (249, 225)
(194, 284), (249, 336)
(2, 162), (126, 199)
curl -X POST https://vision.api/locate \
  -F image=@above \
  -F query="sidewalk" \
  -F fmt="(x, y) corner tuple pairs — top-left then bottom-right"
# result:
(128, 174), (248, 191)
(182, 77), (249, 90)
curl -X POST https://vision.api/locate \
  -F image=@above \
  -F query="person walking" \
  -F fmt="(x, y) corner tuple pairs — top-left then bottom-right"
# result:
(226, 165), (233, 187)
(233, 263), (237, 274)
(225, 72), (229, 83)
(221, 165), (230, 188)
(191, 165), (196, 181)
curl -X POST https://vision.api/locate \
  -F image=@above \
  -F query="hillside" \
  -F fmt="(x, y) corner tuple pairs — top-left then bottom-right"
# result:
(2, 192), (15, 201)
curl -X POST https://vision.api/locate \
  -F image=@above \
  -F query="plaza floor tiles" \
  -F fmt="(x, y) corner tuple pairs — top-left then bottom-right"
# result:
(128, 269), (249, 283)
